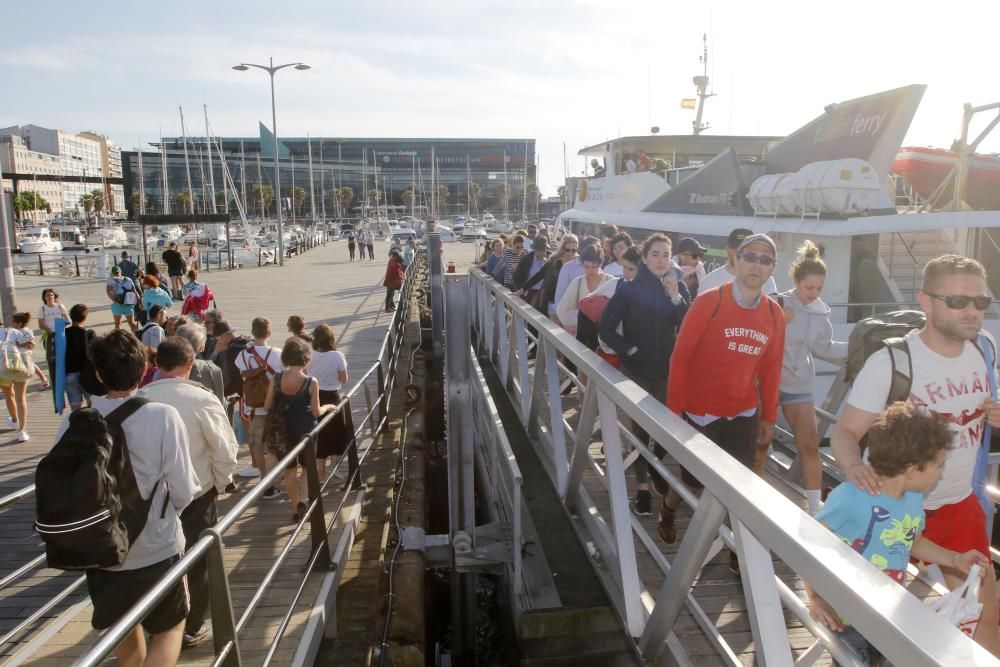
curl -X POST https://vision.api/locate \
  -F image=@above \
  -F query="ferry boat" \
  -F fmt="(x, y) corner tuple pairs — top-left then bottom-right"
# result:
(558, 83), (1000, 343)
(18, 227), (63, 254)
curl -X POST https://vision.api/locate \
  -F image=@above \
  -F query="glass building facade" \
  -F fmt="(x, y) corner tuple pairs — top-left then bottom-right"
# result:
(123, 134), (536, 220)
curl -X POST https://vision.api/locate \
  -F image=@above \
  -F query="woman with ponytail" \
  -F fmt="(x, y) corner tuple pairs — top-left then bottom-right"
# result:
(778, 241), (847, 515)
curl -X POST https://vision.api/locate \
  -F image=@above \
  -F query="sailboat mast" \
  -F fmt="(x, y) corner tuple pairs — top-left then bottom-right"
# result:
(137, 145), (146, 216)
(337, 143), (343, 223)
(239, 141), (247, 215)
(256, 153), (266, 220)
(318, 139), (326, 222)
(290, 154), (296, 225)
(466, 156), (471, 218)
(411, 155), (416, 220)
(204, 105), (217, 213)
(430, 145), (436, 219)
(693, 33), (712, 136)
(178, 107), (195, 214)
(160, 129), (170, 214)
(307, 134), (317, 222)
(362, 148), (368, 220)
(521, 141), (529, 220)
(503, 148), (509, 221)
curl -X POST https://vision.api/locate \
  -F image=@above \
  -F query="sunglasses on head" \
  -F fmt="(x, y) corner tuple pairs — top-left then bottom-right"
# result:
(738, 252), (775, 266)
(924, 292), (992, 310)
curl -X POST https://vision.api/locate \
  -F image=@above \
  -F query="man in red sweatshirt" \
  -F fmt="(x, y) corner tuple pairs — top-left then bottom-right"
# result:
(660, 234), (785, 567)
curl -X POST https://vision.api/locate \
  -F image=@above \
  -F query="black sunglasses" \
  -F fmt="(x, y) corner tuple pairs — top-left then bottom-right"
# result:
(924, 293), (992, 311)
(738, 252), (775, 267)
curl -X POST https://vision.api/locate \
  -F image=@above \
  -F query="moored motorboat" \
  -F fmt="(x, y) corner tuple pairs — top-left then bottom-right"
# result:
(18, 227), (63, 254)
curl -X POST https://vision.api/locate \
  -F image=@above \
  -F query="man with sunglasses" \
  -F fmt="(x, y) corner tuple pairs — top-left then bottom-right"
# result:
(832, 254), (1000, 656)
(699, 228), (779, 295)
(661, 234), (785, 573)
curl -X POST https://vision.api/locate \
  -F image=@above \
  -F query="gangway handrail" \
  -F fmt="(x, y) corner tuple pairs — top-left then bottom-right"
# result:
(62, 258), (421, 666)
(469, 267), (998, 666)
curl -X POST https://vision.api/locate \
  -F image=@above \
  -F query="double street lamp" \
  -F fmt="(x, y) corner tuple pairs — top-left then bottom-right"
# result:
(232, 57), (311, 266)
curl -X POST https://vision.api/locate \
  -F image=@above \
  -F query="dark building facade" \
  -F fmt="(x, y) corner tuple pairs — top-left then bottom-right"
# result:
(123, 128), (536, 220)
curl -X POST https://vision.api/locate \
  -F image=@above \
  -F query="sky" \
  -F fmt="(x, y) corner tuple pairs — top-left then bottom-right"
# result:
(3, 0), (999, 197)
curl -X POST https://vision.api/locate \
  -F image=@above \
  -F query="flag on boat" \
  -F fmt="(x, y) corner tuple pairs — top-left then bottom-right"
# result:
(680, 98), (697, 110)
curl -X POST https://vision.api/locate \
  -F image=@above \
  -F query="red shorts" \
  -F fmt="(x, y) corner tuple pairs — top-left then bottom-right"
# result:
(596, 350), (621, 369)
(922, 493), (990, 558)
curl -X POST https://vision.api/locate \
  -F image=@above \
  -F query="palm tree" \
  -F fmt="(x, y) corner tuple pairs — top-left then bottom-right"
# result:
(437, 185), (449, 214)
(90, 189), (106, 219)
(336, 187), (353, 217)
(175, 189), (193, 214)
(495, 183), (512, 213)
(292, 186), (306, 216)
(250, 184), (274, 218)
(525, 182), (541, 215)
(78, 192), (95, 224)
(215, 190), (228, 212)
(400, 183), (419, 209)
(128, 192), (155, 217)
(468, 182), (483, 215)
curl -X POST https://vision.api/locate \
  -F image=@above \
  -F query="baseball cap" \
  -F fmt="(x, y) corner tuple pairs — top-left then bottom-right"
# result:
(726, 228), (754, 249)
(110, 265), (121, 275)
(736, 233), (777, 257)
(675, 237), (707, 257)
(532, 236), (548, 252)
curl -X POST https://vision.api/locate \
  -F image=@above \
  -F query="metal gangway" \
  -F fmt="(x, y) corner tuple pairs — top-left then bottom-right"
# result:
(460, 265), (1000, 666)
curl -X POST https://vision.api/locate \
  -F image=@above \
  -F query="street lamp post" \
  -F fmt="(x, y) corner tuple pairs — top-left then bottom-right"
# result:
(232, 56), (310, 266)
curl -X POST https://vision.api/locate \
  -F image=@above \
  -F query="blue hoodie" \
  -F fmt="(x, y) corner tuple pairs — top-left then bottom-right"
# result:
(599, 262), (690, 379)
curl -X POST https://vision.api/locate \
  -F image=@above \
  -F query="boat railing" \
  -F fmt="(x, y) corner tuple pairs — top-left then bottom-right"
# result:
(469, 267), (998, 666)
(4, 257), (422, 666)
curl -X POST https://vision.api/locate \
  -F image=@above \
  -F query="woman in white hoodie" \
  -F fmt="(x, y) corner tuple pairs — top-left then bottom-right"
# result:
(778, 241), (847, 515)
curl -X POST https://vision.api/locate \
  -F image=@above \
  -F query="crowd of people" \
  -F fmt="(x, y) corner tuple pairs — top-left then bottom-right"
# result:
(481, 221), (1000, 661)
(6, 278), (358, 662)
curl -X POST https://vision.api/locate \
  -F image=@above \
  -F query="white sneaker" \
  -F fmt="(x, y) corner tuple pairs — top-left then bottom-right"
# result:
(237, 465), (260, 478)
(17, 430), (29, 442)
(6, 417), (16, 428)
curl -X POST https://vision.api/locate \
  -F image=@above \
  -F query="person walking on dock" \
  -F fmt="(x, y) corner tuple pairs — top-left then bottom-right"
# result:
(347, 232), (357, 261)
(162, 242), (187, 300)
(60, 329), (200, 667)
(383, 250), (405, 312)
(307, 324), (350, 483)
(106, 265), (139, 333)
(356, 230), (367, 261)
(831, 254), (1000, 656)
(139, 336), (238, 648)
(663, 233), (785, 576)
(599, 234), (690, 516)
(235, 317), (284, 499)
(366, 230), (375, 261)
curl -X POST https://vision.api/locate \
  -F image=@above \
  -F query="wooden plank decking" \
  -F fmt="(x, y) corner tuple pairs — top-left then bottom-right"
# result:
(0, 239), (400, 664)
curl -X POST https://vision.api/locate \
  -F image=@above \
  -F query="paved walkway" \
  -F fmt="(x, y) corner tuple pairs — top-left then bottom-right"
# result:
(0, 239), (399, 664)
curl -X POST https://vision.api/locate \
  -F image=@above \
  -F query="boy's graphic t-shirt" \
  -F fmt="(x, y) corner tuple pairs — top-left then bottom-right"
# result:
(847, 331), (993, 509)
(816, 482), (924, 585)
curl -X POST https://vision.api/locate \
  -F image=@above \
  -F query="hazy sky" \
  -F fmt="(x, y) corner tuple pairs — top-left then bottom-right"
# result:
(3, 0), (999, 195)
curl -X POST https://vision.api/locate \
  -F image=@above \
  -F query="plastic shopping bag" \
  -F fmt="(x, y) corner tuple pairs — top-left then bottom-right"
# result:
(930, 564), (983, 637)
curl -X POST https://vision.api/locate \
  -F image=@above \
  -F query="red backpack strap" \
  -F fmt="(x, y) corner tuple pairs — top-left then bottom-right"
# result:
(248, 346), (274, 375)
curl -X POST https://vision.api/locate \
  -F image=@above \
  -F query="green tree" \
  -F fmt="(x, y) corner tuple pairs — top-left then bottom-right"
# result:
(400, 183), (419, 209)
(336, 187), (353, 215)
(495, 183), (512, 211)
(14, 191), (48, 216)
(78, 192), (95, 223)
(175, 189), (193, 214)
(468, 182), (483, 214)
(525, 182), (541, 213)
(367, 188), (379, 208)
(291, 186), (306, 216)
(437, 185), (449, 211)
(250, 184), (274, 217)
(215, 190), (228, 212)
(128, 192), (156, 217)
(90, 189), (106, 217)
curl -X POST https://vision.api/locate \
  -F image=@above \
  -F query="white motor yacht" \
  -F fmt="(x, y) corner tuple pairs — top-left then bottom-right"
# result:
(86, 226), (129, 249)
(19, 227), (63, 254)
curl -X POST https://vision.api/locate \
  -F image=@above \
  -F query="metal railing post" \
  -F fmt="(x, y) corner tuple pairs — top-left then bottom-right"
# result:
(344, 399), (362, 490)
(302, 434), (334, 569)
(203, 528), (242, 667)
(542, 339), (568, 492)
(376, 361), (388, 430)
(564, 383), (599, 505)
(513, 313), (531, 420)
(732, 519), (794, 666)
(639, 491), (727, 657)
(74, 255), (80, 276)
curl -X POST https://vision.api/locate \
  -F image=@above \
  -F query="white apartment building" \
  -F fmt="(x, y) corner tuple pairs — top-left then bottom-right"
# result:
(0, 125), (105, 216)
(0, 135), (64, 219)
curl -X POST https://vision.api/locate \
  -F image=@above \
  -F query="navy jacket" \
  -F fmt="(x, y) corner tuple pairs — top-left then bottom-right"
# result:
(599, 263), (690, 379)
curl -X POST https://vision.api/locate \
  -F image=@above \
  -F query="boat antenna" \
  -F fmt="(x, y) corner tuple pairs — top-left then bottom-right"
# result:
(692, 33), (714, 135)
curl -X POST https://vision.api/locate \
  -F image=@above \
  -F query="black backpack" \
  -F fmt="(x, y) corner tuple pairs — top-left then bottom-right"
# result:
(34, 398), (162, 570)
(221, 335), (253, 397)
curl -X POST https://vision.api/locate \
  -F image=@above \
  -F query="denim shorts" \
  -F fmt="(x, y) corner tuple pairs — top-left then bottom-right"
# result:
(65, 371), (88, 406)
(110, 303), (134, 317)
(779, 390), (813, 406)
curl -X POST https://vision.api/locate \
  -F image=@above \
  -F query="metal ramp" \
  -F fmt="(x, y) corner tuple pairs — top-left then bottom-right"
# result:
(465, 266), (1000, 667)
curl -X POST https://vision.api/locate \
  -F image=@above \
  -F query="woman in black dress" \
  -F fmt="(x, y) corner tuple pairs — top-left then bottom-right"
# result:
(306, 324), (351, 482)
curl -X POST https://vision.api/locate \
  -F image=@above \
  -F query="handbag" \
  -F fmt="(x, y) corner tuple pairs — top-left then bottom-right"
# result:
(578, 293), (610, 324)
(0, 329), (33, 382)
(930, 564), (983, 637)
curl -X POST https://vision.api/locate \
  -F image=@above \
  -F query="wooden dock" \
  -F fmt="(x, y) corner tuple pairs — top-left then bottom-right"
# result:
(0, 239), (403, 665)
